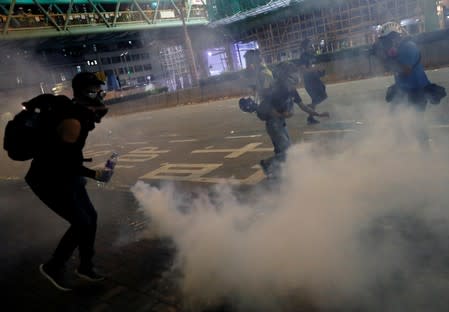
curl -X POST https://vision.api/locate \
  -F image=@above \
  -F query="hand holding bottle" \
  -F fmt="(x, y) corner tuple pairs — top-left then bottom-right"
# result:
(95, 169), (113, 182)
(95, 152), (118, 183)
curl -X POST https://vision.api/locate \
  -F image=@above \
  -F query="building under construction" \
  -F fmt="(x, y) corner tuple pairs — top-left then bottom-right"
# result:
(0, 0), (445, 94)
(208, 0), (443, 66)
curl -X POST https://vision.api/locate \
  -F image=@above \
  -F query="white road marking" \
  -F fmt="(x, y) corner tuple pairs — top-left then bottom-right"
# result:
(303, 124), (449, 135)
(160, 133), (179, 137)
(84, 149), (113, 158)
(119, 146), (170, 162)
(225, 135), (263, 139)
(303, 129), (355, 135)
(89, 143), (112, 147)
(303, 121), (449, 134)
(0, 176), (20, 181)
(430, 124), (449, 129)
(169, 139), (198, 143)
(139, 163), (265, 185)
(125, 141), (149, 145)
(140, 163), (222, 180)
(192, 143), (272, 158)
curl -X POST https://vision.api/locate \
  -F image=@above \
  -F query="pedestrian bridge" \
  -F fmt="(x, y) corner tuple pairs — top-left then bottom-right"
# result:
(0, 0), (208, 39)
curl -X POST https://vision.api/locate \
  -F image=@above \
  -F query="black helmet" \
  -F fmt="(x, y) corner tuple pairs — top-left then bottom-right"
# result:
(244, 49), (262, 65)
(72, 72), (108, 123)
(239, 97), (258, 113)
(72, 72), (104, 93)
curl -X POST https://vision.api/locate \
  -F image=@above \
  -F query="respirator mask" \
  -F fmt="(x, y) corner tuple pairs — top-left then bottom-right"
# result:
(82, 89), (108, 123)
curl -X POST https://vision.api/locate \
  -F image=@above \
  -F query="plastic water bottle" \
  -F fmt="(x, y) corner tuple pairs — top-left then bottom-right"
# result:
(97, 152), (118, 188)
(105, 152), (119, 170)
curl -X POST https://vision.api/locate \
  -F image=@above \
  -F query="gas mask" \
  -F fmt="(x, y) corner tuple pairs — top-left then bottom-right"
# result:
(91, 106), (108, 123)
(84, 89), (106, 106)
(80, 89), (108, 123)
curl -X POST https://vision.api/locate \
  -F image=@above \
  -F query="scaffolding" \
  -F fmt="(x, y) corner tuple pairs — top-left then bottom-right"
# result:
(159, 44), (192, 91)
(208, 0), (274, 21)
(232, 0), (428, 64)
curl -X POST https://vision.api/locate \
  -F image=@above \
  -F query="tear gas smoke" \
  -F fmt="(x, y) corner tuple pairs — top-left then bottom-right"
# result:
(132, 104), (449, 312)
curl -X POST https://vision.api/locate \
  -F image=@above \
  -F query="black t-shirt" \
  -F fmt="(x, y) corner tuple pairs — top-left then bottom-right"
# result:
(298, 51), (316, 69)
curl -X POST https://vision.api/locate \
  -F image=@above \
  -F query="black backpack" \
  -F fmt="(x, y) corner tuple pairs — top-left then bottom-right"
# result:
(3, 94), (72, 161)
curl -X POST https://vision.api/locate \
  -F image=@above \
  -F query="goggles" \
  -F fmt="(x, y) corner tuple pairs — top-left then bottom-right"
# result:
(85, 90), (106, 100)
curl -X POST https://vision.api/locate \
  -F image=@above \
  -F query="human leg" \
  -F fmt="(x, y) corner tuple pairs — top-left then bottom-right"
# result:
(49, 178), (103, 281)
(305, 76), (327, 124)
(27, 177), (97, 269)
(73, 178), (98, 272)
(25, 178), (78, 290)
(262, 118), (291, 177)
(408, 90), (430, 150)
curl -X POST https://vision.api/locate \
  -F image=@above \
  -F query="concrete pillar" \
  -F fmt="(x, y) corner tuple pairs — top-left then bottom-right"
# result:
(420, 0), (440, 31)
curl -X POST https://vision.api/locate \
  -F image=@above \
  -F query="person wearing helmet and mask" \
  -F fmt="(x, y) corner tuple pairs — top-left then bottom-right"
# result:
(25, 72), (112, 291)
(263, 61), (329, 177)
(375, 22), (446, 149)
(376, 22), (430, 108)
(243, 50), (328, 179)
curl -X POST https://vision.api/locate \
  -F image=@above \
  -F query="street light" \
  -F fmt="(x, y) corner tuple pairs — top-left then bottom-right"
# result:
(120, 51), (130, 85)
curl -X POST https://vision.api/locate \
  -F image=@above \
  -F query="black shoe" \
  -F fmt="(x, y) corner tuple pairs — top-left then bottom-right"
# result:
(307, 116), (320, 124)
(260, 160), (270, 175)
(75, 267), (105, 282)
(260, 160), (277, 179)
(39, 263), (72, 291)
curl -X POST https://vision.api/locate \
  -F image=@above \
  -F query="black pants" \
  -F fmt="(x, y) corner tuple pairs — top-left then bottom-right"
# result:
(26, 175), (97, 270)
(304, 73), (327, 106)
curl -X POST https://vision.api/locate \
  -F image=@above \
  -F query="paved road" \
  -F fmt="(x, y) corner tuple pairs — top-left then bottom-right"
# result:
(2, 67), (449, 187)
(1, 68), (449, 311)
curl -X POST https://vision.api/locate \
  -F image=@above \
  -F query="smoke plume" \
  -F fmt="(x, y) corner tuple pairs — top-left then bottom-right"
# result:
(132, 104), (449, 312)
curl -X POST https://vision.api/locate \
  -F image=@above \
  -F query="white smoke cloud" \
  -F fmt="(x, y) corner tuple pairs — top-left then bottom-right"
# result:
(131, 104), (449, 312)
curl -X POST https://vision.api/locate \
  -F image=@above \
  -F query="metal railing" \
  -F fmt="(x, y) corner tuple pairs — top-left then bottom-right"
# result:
(0, 4), (208, 38)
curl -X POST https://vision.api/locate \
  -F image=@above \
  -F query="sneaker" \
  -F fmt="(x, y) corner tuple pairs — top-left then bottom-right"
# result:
(307, 116), (320, 124)
(260, 159), (270, 175)
(75, 267), (105, 282)
(39, 263), (72, 291)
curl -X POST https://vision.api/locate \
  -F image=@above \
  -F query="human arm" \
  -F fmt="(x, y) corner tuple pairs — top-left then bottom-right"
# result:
(56, 118), (111, 181)
(57, 118), (81, 143)
(296, 100), (329, 118)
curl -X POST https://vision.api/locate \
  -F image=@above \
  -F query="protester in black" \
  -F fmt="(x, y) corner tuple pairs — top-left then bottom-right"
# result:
(25, 72), (112, 291)
(298, 39), (328, 124)
(242, 52), (328, 179)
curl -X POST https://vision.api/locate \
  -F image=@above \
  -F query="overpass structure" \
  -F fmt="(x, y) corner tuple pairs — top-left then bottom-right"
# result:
(0, 0), (208, 39)
(0, 0), (444, 97)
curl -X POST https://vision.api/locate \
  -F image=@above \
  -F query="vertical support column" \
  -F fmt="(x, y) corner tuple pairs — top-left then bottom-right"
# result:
(224, 42), (235, 72)
(420, 0), (440, 31)
(3, 0), (16, 34)
(171, 0), (199, 86)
